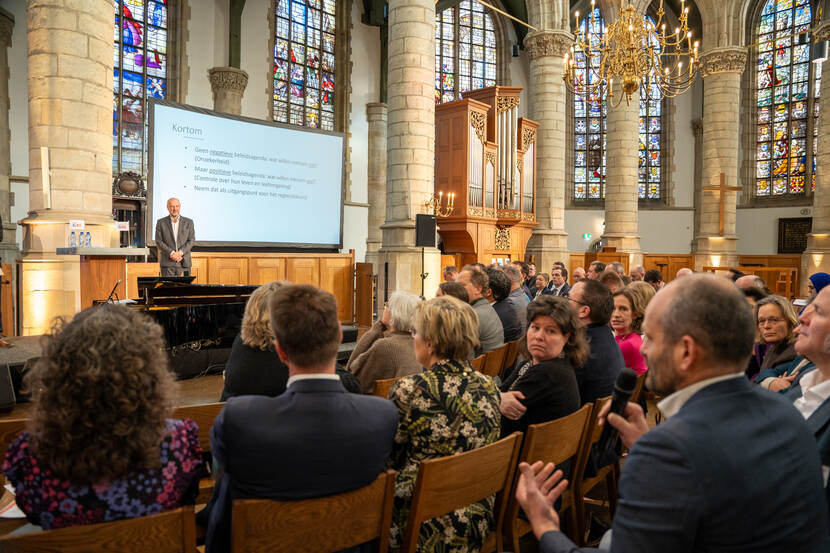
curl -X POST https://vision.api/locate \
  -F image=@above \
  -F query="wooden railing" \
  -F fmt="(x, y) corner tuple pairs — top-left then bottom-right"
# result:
(702, 266), (799, 299)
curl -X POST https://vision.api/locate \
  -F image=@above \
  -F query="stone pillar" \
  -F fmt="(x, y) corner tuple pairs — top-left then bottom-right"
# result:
(378, 0), (439, 299)
(803, 23), (830, 290)
(365, 102), (387, 269)
(603, 87), (642, 266)
(208, 66), (248, 115)
(0, 9), (18, 265)
(693, 47), (747, 270)
(690, 118), (703, 251)
(523, 30), (571, 270)
(21, 0), (119, 335)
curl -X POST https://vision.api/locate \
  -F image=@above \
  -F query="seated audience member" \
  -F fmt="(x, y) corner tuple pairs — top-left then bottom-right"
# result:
(608, 262), (625, 278)
(675, 267), (693, 279)
(598, 270), (624, 294)
(785, 284), (830, 510)
(443, 265), (458, 282)
(808, 272), (830, 298)
(457, 266), (504, 354)
(503, 264), (530, 329)
(758, 356), (815, 392)
(571, 266), (586, 282)
(736, 274), (772, 295)
(437, 281), (469, 303)
(221, 281), (290, 401)
(388, 295), (501, 552)
(202, 285), (398, 553)
(3, 305), (205, 530)
(514, 261), (535, 299)
(545, 267), (570, 297)
(499, 296), (585, 437)
(612, 288), (648, 374)
(629, 264), (645, 282)
(568, 279), (625, 405)
(486, 267), (522, 342)
(743, 285), (768, 308)
(347, 290), (422, 394)
(643, 269), (663, 291)
(627, 281), (657, 311)
(534, 273), (550, 298)
(726, 267), (746, 282)
(745, 295), (798, 381)
(586, 261), (606, 280)
(516, 274), (830, 553)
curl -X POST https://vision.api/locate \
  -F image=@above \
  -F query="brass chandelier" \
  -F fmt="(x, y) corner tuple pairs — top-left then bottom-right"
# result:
(563, 0), (700, 106)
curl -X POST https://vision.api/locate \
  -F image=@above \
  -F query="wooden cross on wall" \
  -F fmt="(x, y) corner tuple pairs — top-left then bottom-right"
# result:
(703, 173), (741, 236)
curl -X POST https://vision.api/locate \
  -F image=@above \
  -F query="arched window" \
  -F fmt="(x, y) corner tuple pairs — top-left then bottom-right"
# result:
(572, 9), (664, 201)
(272, 0), (336, 130)
(113, 0), (169, 176)
(755, 0), (820, 197)
(435, 0), (497, 103)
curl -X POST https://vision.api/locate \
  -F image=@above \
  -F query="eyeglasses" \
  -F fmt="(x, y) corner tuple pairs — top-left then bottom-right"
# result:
(757, 317), (784, 326)
(567, 296), (588, 307)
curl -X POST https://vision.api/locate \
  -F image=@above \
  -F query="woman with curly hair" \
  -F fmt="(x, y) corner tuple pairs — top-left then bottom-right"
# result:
(612, 287), (649, 374)
(499, 295), (587, 437)
(2, 304), (205, 530)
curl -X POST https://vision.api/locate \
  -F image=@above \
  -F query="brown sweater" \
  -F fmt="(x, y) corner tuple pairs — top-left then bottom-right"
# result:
(346, 321), (423, 393)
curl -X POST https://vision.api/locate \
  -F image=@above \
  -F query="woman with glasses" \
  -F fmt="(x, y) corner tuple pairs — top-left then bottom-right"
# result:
(745, 295), (798, 382)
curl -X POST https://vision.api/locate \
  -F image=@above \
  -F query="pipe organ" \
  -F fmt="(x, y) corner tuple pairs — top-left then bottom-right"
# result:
(434, 86), (538, 265)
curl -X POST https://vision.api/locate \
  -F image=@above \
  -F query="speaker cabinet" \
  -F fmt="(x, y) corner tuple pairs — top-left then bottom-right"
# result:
(415, 214), (436, 248)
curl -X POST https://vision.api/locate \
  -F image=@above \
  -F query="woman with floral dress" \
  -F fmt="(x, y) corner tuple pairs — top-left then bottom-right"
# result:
(388, 295), (502, 552)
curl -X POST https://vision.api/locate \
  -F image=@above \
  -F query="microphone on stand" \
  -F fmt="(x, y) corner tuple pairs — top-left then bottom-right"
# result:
(592, 367), (638, 469)
(106, 280), (122, 303)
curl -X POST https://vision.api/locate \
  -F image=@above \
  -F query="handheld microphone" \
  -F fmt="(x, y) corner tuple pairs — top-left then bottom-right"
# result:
(106, 279), (122, 303)
(593, 367), (638, 468)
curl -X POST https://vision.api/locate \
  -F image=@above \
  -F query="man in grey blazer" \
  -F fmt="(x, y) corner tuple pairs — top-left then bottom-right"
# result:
(155, 197), (195, 276)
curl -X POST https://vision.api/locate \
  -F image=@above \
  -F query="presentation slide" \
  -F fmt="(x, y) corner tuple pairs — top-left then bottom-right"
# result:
(148, 100), (344, 248)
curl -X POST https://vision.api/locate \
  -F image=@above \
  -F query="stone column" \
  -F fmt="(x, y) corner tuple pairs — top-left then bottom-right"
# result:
(803, 23), (830, 290)
(21, 0), (119, 335)
(602, 87), (642, 266)
(523, 30), (571, 270)
(0, 8), (18, 265)
(693, 47), (747, 270)
(378, 0), (439, 299)
(208, 66), (248, 115)
(365, 102), (387, 269)
(690, 118), (703, 251)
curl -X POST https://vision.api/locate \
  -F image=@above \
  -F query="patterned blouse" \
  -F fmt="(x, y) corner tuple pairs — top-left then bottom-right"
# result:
(388, 358), (502, 553)
(2, 419), (204, 530)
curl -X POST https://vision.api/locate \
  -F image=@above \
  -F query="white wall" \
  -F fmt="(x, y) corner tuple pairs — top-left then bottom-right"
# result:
(736, 205), (809, 254)
(7, 0), (30, 247)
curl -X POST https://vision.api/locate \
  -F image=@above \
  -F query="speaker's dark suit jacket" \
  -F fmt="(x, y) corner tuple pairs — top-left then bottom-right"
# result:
(539, 377), (830, 553)
(203, 378), (399, 553)
(543, 282), (571, 297)
(154, 215), (195, 270)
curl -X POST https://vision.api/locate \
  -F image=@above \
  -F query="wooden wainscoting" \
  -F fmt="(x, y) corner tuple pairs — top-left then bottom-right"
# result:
(643, 255), (695, 282)
(738, 255), (802, 294)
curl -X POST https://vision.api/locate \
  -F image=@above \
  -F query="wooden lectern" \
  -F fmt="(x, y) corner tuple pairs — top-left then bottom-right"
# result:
(56, 248), (150, 308)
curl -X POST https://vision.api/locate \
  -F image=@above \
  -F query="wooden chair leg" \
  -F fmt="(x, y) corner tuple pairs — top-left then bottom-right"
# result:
(571, 482), (588, 547)
(606, 470), (618, 517)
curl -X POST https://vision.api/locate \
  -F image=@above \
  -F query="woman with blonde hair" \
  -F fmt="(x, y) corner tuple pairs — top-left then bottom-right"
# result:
(220, 281), (290, 400)
(388, 295), (501, 552)
(612, 287), (650, 374)
(746, 294), (799, 382)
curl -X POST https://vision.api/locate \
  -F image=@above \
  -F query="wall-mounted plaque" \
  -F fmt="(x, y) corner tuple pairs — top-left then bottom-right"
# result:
(778, 217), (812, 254)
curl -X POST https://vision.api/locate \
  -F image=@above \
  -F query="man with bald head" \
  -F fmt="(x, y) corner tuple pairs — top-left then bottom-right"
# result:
(155, 197), (196, 277)
(629, 265), (645, 281)
(517, 274), (829, 553)
(675, 267), (693, 279)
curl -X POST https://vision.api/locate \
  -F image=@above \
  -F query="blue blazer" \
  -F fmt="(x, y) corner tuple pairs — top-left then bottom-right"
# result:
(204, 378), (399, 553)
(543, 282), (571, 297)
(540, 377), (830, 553)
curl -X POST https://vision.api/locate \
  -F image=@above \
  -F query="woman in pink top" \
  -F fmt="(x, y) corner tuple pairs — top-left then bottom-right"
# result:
(611, 287), (649, 374)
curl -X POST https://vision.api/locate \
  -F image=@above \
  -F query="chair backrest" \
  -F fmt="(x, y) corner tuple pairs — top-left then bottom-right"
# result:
(499, 340), (521, 380)
(231, 469), (396, 553)
(399, 432), (523, 553)
(481, 344), (508, 378)
(570, 396), (611, 485)
(172, 402), (225, 452)
(501, 405), (593, 526)
(0, 505), (196, 553)
(0, 418), (28, 462)
(629, 373), (646, 405)
(373, 377), (399, 398)
(470, 354), (486, 372)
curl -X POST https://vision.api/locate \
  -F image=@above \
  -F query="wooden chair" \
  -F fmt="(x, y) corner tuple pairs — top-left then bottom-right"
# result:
(231, 469), (396, 553)
(502, 404), (593, 551)
(373, 377), (400, 398)
(481, 344), (508, 378)
(629, 373), (646, 405)
(0, 505), (196, 552)
(172, 402), (225, 504)
(399, 432), (523, 553)
(570, 397), (618, 546)
(470, 354), (486, 372)
(499, 340), (521, 380)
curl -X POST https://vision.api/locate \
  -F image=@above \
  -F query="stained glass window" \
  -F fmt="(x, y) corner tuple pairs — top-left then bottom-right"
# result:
(755, 0), (820, 197)
(273, 0), (336, 130)
(638, 16), (662, 200)
(435, 0), (497, 103)
(113, 0), (168, 176)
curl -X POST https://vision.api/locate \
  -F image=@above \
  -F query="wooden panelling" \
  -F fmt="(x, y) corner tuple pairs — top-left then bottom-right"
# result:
(739, 255), (802, 293)
(355, 263), (374, 327)
(569, 254), (587, 284)
(126, 262), (161, 299)
(643, 255), (695, 282)
(207, 257), (248, 285)
(249, 257), (286, 284)
(321, 257), (354, 323)
(286, 257), (320, 285)
(79, 256), (126, 307)
(190, 257), (208, 284)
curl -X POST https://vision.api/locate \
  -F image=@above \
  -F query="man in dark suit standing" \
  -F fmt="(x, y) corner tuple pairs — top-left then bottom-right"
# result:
(155, 197), (195, 276)
(203, 285), (399, 553)
(517, 274), (830, 553)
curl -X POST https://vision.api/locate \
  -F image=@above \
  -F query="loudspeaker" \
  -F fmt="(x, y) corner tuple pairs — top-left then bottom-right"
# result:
(415, 214), (436, 247)
(0, 364), (16, 412)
